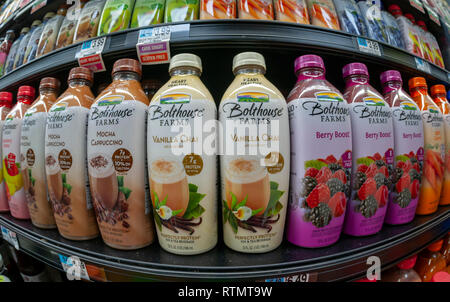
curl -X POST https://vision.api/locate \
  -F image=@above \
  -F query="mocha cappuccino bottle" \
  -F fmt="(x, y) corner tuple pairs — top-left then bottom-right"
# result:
(148, 54), (217, 255)
(342, 63), (394, 236)
(286, 55), (352, 248)
(87, 58), (154, 250)
(219, 52), (290, 253)
(21, 78), (60, 229)
(2, 86), (35, 219)
(0, 92), (12, 212)
(45, 67), (99, 240)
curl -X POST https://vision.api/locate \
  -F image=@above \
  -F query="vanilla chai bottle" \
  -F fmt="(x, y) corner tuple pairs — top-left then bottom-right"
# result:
(87, 58), (154, 250)
(2, 86), (36, 219)
(0, 92), (12, 212)
(21, 77), (60, 229)
(45, 67), (99, 240)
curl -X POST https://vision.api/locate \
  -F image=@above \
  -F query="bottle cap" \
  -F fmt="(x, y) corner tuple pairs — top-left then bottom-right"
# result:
(431, 271), (450, 282)
(416, 20), (427, 31)
(39, 77), (60, 91)
(404, 13), (416, 24)
(430, 84), (446, 97)
(396, 255), (417, 270)
(5, 30), (15, 39)
(68, 67), (93, 83)
(17, 86), (35, 99)
(380, 70), (402, 85)
(232, 52), (266, 72)
(408, 77), (427, 90)
(31, 20), (42, 27)
(169, 53), (202, 73)
(428, 240), (444, 252)
(294, 54), (325, 74)
(388, 4), (402, 16)
(20, 27), (29, 35)
(43, 12), (56, 21)
(142, 79), (162, 90)
(112, 58), (142, 77)
(342, 62), (369, 79)
(0, 92), (13, 107)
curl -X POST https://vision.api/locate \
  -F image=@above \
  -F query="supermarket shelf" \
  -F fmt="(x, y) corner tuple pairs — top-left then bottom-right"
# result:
(0, 206), (448, 281)
(0, 20), (448, 92)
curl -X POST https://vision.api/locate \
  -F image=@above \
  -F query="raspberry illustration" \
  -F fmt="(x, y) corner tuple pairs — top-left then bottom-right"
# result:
(410, 179), (420, 199)
(332, 169), (347, 184)
(326, 155), (337, 164)
(373, 153), (382, 161)
(328, 192), (346, 217)
(306, 183), (330, 208)
(374, 185), (388, 207)
(396, 173), (411, 193)
(365, 163), (378, 178)
(378, 166), (389, 178)
(316, 166), (332, 184)
(305, 167), (319, 178)
(357, 164), (368, 173)
(357, 178), (377, 201)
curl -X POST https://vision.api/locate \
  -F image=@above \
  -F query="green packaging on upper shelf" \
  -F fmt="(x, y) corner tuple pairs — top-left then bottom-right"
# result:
(98, 0), (136, 35)
(164, 0), (199, 23)
(131, 0), (165, 27)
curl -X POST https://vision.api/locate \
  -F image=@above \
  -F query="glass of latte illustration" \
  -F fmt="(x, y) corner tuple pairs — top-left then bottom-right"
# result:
(46, 154), (63, 203)
(225, 158), (270, 214)
(150, 158), (189, 217)
(88, 153), (118, 210)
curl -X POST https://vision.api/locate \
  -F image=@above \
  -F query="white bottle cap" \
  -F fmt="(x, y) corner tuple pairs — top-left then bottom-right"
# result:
(232, 52), (266, 72)
(169, 53), (202, 73)
(43, 12), (56, 20)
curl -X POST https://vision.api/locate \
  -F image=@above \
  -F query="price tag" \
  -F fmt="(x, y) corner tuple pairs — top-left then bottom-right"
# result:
(415, 57), (431, 73)
(409, 0), (425, 14)
(30, 0), (47, 14)
(136, 26), (171, 65)
(1, 226), (19, 250)
(265, 273), (318, 282)
(357, 37), (381, 56)
(424, 4), (441, 26)
(58, 255), (90, 281)
(76, 37), (107, 72)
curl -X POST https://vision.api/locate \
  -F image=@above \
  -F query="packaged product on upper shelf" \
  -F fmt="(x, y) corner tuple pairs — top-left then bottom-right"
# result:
(200, 0), (236, 20)
(131, 0), (165, 27)
(238, 0), (274, 20)
(4, 27), (28, 75)
(36, 5), (68, 58)
(56, 0), (88, 49)
(13, 20), (41, 71)
(274, 0), (309, 24)
(98, 0), (135, 35)
(24, 13), (55, 64)
(334, 0), (366, 36)
(0, 30), (15, 77)
(357, 0), (388, 43)
(165, 0), (200, 22)
(305, 0), (340, 30)
(381, 10), (405, 49)
(74, 0), (106, 43)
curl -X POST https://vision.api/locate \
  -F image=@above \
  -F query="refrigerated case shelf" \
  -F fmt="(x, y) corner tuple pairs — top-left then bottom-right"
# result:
(0, 207), (448, 281)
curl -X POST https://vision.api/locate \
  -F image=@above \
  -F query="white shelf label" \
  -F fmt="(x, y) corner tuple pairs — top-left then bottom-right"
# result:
(76, 37), (107, 72)
(357, 37), (381, 56)
(59, 255), (90, 281)
(410, 0), (425, 14)
(1, 225), (19, 250)
(415, 57), (431, 74)
(137, 26), (171, 65)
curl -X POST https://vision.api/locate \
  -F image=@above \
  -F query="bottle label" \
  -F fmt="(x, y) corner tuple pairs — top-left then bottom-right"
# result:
(46, 105), (98, 239)
(385, 100), (424, 224)
(147, 96), (217, 254)
(344, 97), (394, 236)
(441, 113), (450, 205)
(219, 90), (290, 253)
(0, 118), (8, 211)
(21, 110), (55, 226)
(287, 92), (352, 248)
(2, 117), (28, 218)
(87, 97), (153, 249)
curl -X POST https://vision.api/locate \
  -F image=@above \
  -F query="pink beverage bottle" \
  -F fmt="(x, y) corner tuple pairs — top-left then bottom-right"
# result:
(0, 92), (12, 212)
(286, 55), (352, 248)
(342, 63), (394, 236)
(380, 70), (424, 225)
(2, 86), (36, 219)
(382, 255), (422, 282)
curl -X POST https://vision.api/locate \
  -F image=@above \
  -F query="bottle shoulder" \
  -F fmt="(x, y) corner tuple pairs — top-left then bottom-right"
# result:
(95, 80), (149, 106)
(151, 75), (214, 104)
(55, 86), (95, 109)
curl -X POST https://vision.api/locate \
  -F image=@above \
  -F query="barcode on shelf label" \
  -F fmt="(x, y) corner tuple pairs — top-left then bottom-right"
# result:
(30, 0), (47, 14)
(76, 37), (107, 72)
(415, 57), (431, 73)
(409, 0), (425, 13)
(1, 225), (19, 250)
(136, 26), (171, 65)
(58, 255), (90, 281)
(357, 37), (381, 56)
(265, 272), (318, 282)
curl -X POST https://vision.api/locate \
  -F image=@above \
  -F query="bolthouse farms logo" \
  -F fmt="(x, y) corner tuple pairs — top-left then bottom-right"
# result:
(90, 95), (134, 126)
(353, 97), (391, 124)
(222, 92), (282, 122)
(293, 91), (349, 123)
(148, 93), (204, 126)
(160, 93), (191, 104)
(392, 101), (422, 126)
(422, 105), (444, 125)
(47, 103), (75, 129)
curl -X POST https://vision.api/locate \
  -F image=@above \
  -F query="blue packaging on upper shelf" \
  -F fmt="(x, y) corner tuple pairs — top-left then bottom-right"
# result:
(381, 10), (405, 50)
(357, 0), (388, 43)
(334, 0), (367, 36)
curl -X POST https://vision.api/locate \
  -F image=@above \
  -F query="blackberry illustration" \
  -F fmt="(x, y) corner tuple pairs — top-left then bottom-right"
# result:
(328, 163), (342, 173)
(353, 171), (367, 190)
(393, 167), (403, 183)
(306, 202), (332, 228)
(409, 169), (421, 182)
(327, 178), (344, 197)
(301, 176), (317, 198)
(395, 188), (412, 208)
(357, 195), (378, 218)
(375, 160), (386, 168)
(374, 173), (387, 189)
(410, 157), (418, 164)
(344, 183), (351, 198)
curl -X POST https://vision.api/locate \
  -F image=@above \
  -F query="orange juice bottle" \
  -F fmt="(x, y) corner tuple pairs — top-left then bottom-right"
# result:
(430, 84), (450, 206)
(441, 232), (450, 266)
(415, 240), (447, 282)
(408, 77), (445, 215)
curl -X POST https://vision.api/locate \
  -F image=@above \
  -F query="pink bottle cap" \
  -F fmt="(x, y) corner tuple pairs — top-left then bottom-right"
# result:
(431, 271), (450, 282)
(380, 70), (402, 85)
(396, 255), (417, 270)
(294, 54), (325, 74)
(342, 62), (369, 79)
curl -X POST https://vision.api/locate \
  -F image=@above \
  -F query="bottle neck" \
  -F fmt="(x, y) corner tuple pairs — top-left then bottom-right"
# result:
(39, 87), (57, 96)
(296, 67), (326, 82)
(409, 86), (428, 98)
(68, 79), (92, 88)
(432, 93), (447, 100)
(345, 74), (369, 88)
(112, 71), (140, 82)
(234, 66), (265, 76)
(169, 67), (201, 77)
(382, 80), (402, 94)
(18, 95), (34, 105)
